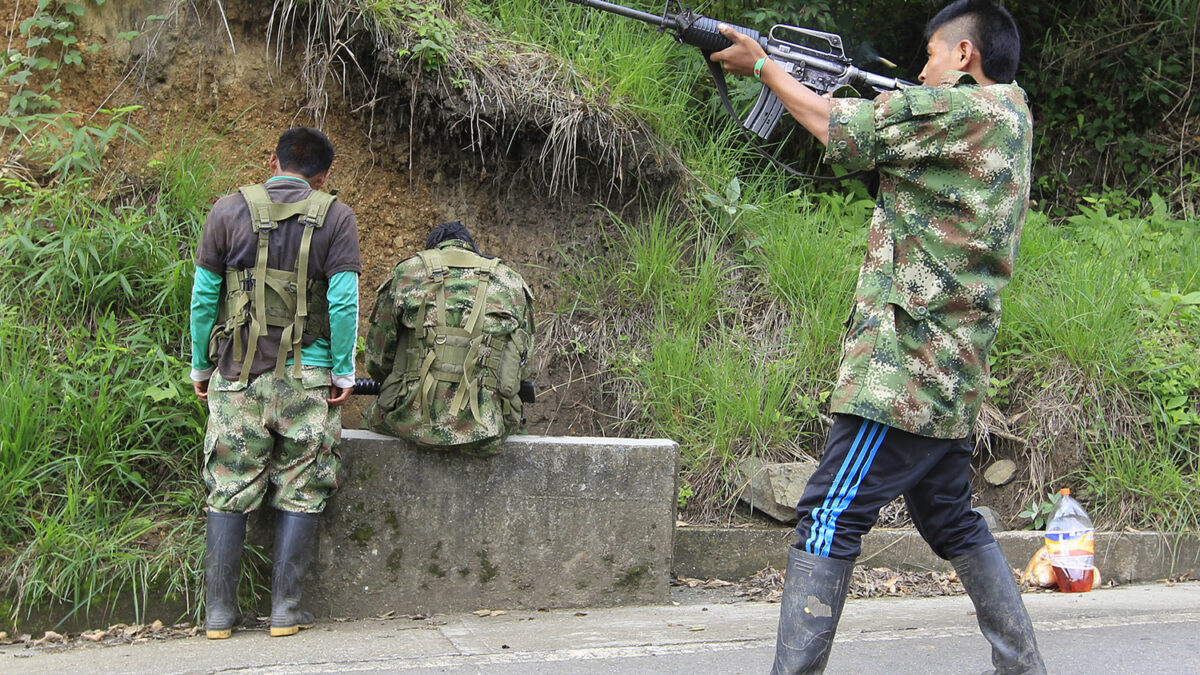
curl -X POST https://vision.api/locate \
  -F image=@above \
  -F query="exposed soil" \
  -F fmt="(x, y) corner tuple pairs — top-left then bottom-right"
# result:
(8, 0), (1084, 530)
(42, 0), (622, 436)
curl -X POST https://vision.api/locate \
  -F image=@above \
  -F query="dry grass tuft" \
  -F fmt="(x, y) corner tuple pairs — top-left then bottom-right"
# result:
(974, 358), (1147, 523)
(264, 0), (681, 199)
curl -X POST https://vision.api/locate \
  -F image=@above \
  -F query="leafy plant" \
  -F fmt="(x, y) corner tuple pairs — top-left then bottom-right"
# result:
(1018, 491), (1064, 530)
(677, 482), (694, 509)
(0, 11), (234, 619)
(701, 177), (761, 233)
(2, 0), (91, 116)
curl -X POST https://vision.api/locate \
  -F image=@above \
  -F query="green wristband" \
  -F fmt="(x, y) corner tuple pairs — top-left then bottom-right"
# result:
(753, 57), (767, 80)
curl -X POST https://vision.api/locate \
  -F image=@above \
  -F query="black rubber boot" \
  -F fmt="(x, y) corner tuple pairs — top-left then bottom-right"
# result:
(204, 511), (247, 640)
(952, 542), (1048, 675)
(771, 546), (855, 675)
(269, 510), (319, 637)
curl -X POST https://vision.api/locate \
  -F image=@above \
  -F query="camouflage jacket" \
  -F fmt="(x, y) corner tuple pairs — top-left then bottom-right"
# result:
(824, 71), (1033, 439)
(363, 240), (535, 454)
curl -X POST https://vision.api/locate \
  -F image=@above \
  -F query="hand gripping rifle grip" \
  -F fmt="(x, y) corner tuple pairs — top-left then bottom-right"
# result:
(685, 15), (773, 139)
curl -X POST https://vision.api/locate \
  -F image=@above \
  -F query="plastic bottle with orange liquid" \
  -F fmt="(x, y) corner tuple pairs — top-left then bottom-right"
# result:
(1044, 488), (1095, 592)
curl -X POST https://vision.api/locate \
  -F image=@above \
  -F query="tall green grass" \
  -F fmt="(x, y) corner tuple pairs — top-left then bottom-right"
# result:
(479, 0), (710, 149)
(569, 186), (874, 509)
(1084, 439), (1200, 531)
(484, 0), (1200, 527)
(0, 122), (232, 628)
(1000, 209), (1143, 382)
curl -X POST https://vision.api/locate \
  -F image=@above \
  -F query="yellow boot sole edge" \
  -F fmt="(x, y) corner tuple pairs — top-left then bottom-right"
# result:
(206, 628), (234, 640)
(269, 622), (314, 637)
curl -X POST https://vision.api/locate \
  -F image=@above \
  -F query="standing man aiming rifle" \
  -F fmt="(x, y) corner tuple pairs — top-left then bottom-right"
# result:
(711, 1), (1044, 673)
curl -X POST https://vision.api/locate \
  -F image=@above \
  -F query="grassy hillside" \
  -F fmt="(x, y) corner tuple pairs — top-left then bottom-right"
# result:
(0, 0), (1196, 630)
(488, 0), (1200, 525)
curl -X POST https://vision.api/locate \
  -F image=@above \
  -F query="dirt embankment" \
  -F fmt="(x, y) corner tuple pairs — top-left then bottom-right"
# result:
(31, 0), (1067, 529)
(51, 0), (670, 435)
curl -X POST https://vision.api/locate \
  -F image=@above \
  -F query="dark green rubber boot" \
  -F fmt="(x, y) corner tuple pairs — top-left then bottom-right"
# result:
(770, 546), (855, 674)
(204, 511), (247, 640)
(269, 510), (319, 637)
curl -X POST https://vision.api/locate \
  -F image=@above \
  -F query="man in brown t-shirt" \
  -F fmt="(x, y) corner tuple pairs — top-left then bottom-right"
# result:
(188, 127), (361, 639)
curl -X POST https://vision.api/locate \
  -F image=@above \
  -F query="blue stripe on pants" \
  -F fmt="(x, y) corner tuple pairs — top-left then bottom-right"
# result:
(805, 419), (881, 555)
(816, 424), (889, 556)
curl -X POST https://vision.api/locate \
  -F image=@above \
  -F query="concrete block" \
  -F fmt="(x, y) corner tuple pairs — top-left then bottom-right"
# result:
(673, 527), (796, 580)
(308, 431), (679, 618)
(673, 527), (1200, 584)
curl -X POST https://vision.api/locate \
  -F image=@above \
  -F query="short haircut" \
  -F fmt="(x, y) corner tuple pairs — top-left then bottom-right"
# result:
(925, 0), (1020, 84)
(275, 127), (335, 178)
(425, 220), (492, 257)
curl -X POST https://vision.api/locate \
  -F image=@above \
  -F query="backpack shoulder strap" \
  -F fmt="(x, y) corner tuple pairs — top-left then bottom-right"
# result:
(231, 184), (341, 381)
(239, 184), (337, 229)
(461, 256), (500, 337)
(300, 190), (337, 229)
(238, 184), (274, 233)
(286, 190), (337, 378)
(233, 184), (276, 383)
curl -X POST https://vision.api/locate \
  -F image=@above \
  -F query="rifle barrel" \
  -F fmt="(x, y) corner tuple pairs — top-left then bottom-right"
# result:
(852, 67), (914, 91)
(565, 0), (676, 31)
(766, 45), (914, 92)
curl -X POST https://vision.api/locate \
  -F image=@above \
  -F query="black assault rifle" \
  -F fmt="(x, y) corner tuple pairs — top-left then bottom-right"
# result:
(352, 378), (537, 403)
(565, 0), (913, 179)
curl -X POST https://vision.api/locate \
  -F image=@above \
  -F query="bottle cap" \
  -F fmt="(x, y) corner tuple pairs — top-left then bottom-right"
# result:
(1060, 488), (1070, 496)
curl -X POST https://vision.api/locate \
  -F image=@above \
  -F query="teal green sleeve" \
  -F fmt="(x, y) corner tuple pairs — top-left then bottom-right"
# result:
(189, 266), (223, 375)
(327, 270), (359, 378)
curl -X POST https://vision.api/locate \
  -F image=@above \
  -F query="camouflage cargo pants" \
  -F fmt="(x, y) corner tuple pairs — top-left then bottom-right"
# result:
(203, 366), (342, 513)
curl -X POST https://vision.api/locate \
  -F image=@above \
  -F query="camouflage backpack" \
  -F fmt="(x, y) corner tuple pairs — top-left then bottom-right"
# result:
(364, 242), (534, 456)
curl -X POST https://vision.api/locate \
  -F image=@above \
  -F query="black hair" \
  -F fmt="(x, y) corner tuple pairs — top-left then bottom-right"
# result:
(425, 220), (492, 258)
(275, 127), (335, 178)
(925, 0), (1020, 84)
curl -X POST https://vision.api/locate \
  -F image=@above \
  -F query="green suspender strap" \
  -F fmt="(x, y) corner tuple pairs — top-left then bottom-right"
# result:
(410, 249), (504, 422)
(410, 249), (502, 424)
(231, 184), (336, 384)
(454, 256), (501, 422)
(282, 192), (336, 379)
(235, 184), (274, 385)
(412, 250), (442, 425)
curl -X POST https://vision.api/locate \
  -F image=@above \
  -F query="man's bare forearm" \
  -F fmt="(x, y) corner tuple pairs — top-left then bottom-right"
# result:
(711, 24), (832, 147)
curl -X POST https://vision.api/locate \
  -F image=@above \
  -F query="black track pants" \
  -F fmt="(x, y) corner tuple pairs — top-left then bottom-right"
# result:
(794, 413), (994, 561)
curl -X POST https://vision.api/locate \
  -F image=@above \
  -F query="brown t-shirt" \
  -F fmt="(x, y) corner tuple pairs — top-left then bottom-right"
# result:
(195, 179), (362, 381)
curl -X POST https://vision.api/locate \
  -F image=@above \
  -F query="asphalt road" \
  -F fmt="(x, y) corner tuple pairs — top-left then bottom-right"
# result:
(6, 582), (1198, 674)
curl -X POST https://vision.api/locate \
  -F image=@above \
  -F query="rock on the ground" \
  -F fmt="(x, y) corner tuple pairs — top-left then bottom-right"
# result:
(974, 506), (1004, 532)
(736, 458), (817, 523)
(984, 459), (1018, 486)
